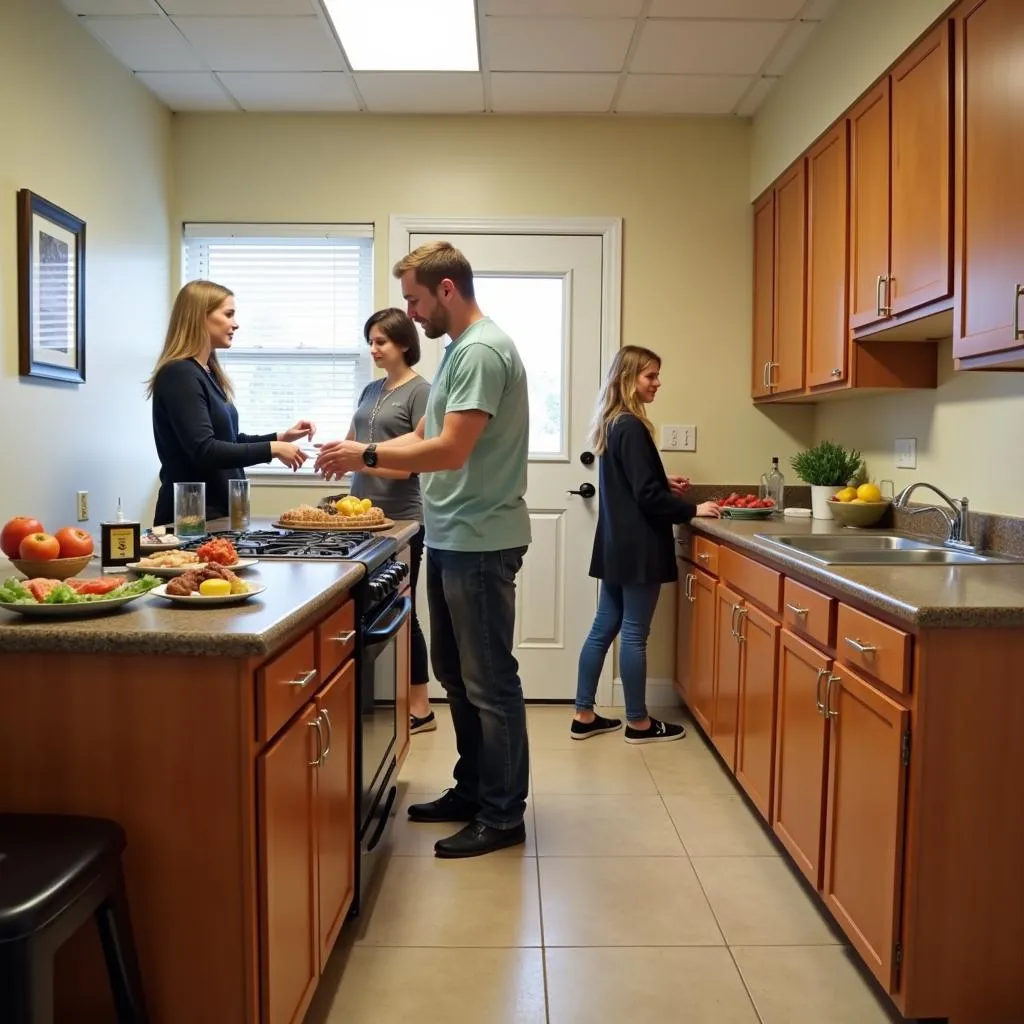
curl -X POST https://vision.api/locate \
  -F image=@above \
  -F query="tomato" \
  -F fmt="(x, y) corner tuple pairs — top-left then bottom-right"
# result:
(54, 526), (94, 558)
(70, 577), (122, 596)
(25, 578), (61, 602)
(18, 532), (60, 561)
(1, 517), (43, 559)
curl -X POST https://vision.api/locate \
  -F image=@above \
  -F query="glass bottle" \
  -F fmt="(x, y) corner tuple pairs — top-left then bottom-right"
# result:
(760, 456), (785, 511)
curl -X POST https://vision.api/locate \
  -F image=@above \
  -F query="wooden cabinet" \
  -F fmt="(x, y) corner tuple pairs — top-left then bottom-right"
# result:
(689, 568), (717, 734)
(752, 189), (776, 398)
(806, 121), (850, 388)
(773, 629), (831, 888)
(771, 161), (807, 396)
(822, 662), (909, 992)
(674, 561), (696, 703)
(734, 603), (779, 820)
(953, 0), (1024, 367)
(711, 584), (743, 768)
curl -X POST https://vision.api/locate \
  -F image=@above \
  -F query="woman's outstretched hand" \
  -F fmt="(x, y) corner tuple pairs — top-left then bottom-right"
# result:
(668, 475), (690, 496)
(695, 501), (721, 518)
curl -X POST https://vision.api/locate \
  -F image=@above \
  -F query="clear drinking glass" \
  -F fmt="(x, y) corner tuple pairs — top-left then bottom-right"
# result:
(228, 478), (251, 532)
(173, 481), (206, 537)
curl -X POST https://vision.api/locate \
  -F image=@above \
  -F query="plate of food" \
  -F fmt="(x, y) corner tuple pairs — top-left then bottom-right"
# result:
(151, 565), (264, 606)
(192, 537), (259, 572)
(0, 574), (162, 618)
(140, 530), (184, 554)
(717, 493), (777, 520)
(274, 499), (394, 532)
(127, 550), (208, 577)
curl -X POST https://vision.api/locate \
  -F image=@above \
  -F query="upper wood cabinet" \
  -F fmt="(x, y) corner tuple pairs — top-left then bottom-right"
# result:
(953, 0), (1024, 368)
(806, 121), (851, 388)
(849, 23), (953, 334)
(772, 161), (808, 395)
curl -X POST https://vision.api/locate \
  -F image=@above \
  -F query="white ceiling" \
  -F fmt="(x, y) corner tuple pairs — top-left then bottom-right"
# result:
(61, 0), (838, 116)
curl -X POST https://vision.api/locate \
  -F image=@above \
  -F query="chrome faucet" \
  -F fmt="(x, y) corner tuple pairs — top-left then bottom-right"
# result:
(893, 481), (972, 550)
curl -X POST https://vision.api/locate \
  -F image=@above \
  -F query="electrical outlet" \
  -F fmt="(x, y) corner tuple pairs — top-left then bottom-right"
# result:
(76, 491), (89, 521)
(660, 424), (697, 452)
(894, 438), (917, 470)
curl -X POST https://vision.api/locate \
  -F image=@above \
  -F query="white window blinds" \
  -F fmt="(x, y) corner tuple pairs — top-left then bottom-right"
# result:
(182, 223), (374, 478)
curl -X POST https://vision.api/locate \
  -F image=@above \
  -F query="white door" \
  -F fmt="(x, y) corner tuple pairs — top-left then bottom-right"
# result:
(392, 225), (617, 701)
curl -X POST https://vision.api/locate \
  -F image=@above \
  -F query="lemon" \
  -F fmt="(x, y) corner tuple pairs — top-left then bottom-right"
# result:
(851, 498), (867, 505)
(360, 498), (372, 513)
(229, 579), (249, 595)
(836, 487), (857, 503)
(857, 482), (882, 503)
(199, 578), (231, 596)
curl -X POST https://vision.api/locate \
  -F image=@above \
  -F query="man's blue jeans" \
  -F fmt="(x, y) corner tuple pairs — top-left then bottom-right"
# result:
(426, 546), (530, 830)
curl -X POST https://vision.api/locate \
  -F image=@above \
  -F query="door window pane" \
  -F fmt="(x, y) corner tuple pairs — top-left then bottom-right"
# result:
(474, 275), (565, 457)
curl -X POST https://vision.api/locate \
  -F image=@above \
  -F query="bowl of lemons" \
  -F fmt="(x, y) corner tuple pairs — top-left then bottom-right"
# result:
(828, 483), (891, 528)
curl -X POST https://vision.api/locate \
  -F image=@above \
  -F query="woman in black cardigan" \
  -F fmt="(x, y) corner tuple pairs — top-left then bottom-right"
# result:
(572, 346), (720, 745)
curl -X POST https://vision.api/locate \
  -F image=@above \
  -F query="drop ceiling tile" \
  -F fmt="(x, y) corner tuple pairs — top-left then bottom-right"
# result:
(649, 0), (804, 18)
(82, 16), (206, 71)
(764, 20), (819, 77)
(616, 73), (752, 114)
(486, 17), (635, 73)
(160, 0), (315, 12)
(632, 19), (789, 75)
(134, 71), (236, 110)
(172, 16), (345, 71)
(218, 71), (359, 110)
(485, 0), (643, 15)
(734, 75), (778, 116)
(354, 73), (484, 113)
(490, 72), (618, 113)
(62, 0), (160, 13)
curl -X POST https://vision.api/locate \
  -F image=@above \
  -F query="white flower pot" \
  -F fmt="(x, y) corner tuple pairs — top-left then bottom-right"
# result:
(811, 485), (841, 520)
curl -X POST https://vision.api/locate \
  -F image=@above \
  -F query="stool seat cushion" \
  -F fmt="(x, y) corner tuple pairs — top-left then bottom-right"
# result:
(0, 814), (125, 942)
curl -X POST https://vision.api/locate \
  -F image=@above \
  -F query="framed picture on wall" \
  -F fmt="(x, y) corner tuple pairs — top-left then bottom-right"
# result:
(17, 189), (86, 384)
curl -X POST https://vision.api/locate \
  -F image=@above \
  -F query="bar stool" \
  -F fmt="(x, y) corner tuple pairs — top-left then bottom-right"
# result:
(0, 813), (149, 1023)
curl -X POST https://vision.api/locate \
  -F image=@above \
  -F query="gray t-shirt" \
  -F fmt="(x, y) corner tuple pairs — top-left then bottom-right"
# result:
(349, 374), (431, 522)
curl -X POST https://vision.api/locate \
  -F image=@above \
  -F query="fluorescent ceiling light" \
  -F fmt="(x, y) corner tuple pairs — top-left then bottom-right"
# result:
(324, 0), (480, 72)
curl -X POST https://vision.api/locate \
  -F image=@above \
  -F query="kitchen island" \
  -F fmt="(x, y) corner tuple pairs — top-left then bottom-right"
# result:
(674, 516), (1024, 1024)
(0, 520), (419, 1024)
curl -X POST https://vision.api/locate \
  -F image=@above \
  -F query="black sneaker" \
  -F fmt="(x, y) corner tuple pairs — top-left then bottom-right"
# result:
(434, 820), (527, 859)
(410, 711), (437, 735)
(408, 789), (479, 823)
(624, 717), (686, 745)
(570, 713), (623, 740)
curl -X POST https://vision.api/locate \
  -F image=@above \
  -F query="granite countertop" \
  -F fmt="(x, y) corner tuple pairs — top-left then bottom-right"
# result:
(679, 516), (1024, 629)
(0, 519), (422, 657)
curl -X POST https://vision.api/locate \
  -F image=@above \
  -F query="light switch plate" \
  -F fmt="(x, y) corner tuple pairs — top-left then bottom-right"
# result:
(895, 438), (917, 469)
(660, 424), (696, 452)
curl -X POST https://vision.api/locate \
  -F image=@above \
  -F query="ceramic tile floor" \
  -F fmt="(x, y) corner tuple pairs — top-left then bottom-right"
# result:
(305, 704), (902, 1024)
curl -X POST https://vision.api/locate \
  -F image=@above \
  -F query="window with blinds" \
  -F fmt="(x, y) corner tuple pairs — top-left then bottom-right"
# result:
(182, 223), (374, 479)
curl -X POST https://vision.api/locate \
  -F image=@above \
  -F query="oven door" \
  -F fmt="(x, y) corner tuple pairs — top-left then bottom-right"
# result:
(359, 594), (411, 829)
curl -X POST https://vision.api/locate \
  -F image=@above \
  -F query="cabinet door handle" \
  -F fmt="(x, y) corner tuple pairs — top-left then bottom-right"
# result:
(875, 274), (885, 317)
(830, 368), (842, 378)
(824, 674), (840, 718)
(844, 637), (877, 655)
(786, 603), (809, 617)
(319, 708), (333, 760)
(814, 668), (828, 715)
(883, 275), (893, 316)
(733, 606), (747, 642)
(1014, 283), (1024, 341)
(289, 668), (318, 689)
(767, 362), (778, 389)
(308, 717), (324, 767)
(331, 630), (356, 644)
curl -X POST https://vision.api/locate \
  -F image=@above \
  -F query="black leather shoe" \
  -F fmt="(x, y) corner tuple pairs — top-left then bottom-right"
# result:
(407, 789), (479, 823)
(434, 820), (527, 859)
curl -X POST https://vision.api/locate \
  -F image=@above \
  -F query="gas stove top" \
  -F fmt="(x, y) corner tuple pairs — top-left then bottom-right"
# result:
(180, 528), (396, 569)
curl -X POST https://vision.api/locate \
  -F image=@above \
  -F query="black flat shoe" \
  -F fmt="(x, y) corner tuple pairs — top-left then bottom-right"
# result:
(410, 711), (437, 735)
(434, 820), (527, 859)
(624, 717), (686, 745)
(408, 789), (479, 823)
(570, 713), (623, 740)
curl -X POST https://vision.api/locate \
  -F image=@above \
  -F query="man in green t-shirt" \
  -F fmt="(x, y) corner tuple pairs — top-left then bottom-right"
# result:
(315, 241), (531, 858)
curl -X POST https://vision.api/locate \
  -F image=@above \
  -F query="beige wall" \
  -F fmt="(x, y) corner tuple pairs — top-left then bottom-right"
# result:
(751, 0), (952, 198)
(173, 113), (814, 678)
(0, 0), (172, 533)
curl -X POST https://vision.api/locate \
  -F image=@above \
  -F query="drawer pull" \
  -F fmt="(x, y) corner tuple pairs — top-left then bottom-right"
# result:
(289, 668), (318, 689)
(844, 637), (877, 655)
(786, 603), (809, 617)
(331, 630), (356, 644)
(697, 552), (710, 562)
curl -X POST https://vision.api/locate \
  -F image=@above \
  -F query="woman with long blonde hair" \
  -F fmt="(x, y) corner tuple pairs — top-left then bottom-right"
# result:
(148, 280), (315, 526)
(571, 346), (720, 744)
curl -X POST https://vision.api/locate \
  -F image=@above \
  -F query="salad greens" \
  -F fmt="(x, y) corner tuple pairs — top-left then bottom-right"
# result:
(0, 575), (161, 605)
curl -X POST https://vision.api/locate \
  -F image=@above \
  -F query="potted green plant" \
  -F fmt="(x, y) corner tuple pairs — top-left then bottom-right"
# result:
(790, 441), (863, 520)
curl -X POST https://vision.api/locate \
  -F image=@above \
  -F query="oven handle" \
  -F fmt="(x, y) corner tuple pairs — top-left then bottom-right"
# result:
(365, 784), (398, 853)
(364, 596), (412, 645)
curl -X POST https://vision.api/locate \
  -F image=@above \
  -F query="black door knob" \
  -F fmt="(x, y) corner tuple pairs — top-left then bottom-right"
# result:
(568, 482), (596, 499)
(580, 451), (595, 466)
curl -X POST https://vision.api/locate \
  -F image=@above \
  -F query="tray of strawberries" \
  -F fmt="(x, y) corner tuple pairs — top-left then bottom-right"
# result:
(716, 493), (777, 520)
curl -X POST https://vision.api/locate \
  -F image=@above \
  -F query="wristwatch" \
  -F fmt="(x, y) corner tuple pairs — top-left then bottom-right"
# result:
(362, 443), (378, 468)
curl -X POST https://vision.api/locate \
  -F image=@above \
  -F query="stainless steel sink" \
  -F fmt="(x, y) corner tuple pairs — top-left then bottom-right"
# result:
(753, 533), (1022, 566)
